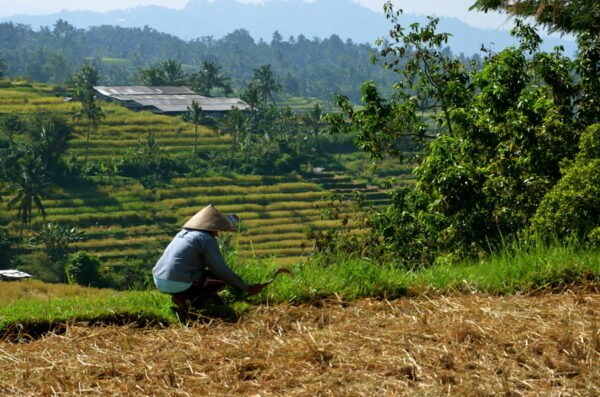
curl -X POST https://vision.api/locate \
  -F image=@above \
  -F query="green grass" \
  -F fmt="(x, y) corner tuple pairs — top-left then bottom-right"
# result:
(233, 240), (600, 302)
(1, 241), (598, 339)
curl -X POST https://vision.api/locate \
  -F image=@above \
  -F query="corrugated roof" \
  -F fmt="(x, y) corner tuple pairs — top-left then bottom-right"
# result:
(95, 86), (196, 96)
(0, 270), (32, 279)
(94, 86), (250, 113)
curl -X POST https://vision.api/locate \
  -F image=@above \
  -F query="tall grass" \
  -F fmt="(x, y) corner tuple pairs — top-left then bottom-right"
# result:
(233, 239), (600, 303)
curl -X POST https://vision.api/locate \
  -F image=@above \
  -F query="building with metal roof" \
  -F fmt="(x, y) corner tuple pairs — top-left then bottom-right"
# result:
(94, 86), (250, 116)
(0, 269), (32, 281)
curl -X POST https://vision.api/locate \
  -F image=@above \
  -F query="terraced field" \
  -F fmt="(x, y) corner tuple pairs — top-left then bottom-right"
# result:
(0, 83), (415, 265)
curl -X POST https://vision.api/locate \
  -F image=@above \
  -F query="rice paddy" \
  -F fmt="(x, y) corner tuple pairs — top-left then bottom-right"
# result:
(0, 83), (413, 264)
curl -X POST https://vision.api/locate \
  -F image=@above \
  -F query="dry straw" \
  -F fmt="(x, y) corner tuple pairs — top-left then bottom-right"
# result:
(1, 292), (599, 395)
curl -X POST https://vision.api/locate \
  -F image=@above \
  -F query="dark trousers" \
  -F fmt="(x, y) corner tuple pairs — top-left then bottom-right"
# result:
(170, 272), (226, 309)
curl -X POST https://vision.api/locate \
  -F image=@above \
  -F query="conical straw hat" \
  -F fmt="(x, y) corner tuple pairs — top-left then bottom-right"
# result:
(183, 204), (239, 232)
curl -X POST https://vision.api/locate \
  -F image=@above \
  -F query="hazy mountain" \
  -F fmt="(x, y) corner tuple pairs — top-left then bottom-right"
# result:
(1, 0), (576, 56)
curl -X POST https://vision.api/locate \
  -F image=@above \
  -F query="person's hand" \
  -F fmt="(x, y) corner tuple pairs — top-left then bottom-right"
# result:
(247, 283), (268, 296)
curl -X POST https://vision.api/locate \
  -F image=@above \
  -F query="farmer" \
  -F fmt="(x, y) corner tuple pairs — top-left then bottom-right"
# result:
(152, 204), (266, 310)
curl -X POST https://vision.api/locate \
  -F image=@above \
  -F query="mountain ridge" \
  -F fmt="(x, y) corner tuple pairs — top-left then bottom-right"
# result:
(0, 0), (576, 55)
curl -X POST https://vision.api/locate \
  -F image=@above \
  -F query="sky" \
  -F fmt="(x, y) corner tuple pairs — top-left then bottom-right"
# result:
(0, 0), (510, 30)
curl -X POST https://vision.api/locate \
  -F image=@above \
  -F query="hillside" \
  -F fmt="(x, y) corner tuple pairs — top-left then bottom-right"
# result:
(0, 82), (414, 266)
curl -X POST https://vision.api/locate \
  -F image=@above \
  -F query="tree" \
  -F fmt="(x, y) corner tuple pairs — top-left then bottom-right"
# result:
(303, 103), (324, 136)
(0, 228), (14, 269)
(531, 124), (600, 240)
(0, 113), (25, 148)
(240, 86), (262, 110)
(28, 111), (73, 178)
(328, 2), (592, 265)
(0, 56), (6, 79)
(7, 155), (49, 234)
(160, 59), (187, 85)
(250, 64), (282, 104)
(72, 64), (104, 170)
(137, 59), (187, 86)
(29, 222), (85, 264)
(65, 251), (104, 287)
(183, 100), (217, 154)
(189, 61), (232, 96)
(218, 107), (248, 170)
(138, 64), (167, 85)
(470, 0), (600, 37)
(44, 52), (71, 84)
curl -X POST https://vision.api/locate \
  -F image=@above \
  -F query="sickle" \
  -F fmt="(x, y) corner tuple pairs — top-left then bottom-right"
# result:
(264, 267), (294, 285)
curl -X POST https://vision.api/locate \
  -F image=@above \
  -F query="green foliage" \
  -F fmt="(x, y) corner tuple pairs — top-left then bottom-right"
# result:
(117, 131), (189, 184)
(28, 222), (85, 264)
(470, 0), (600, 37)
(65, 251), (104, 287)
(137, 59), (187, 86)
(0, 21), (400, 103)
(0, 111), (74, 184)
(248, 64), (282, 104)
(72, 64), (104, 168)
(330, 2), (597, 266)
(531, 124), (600, 241)
(0, 56), (6, 79)
(188, 61), (232, 96)
(182, 100), (217, 153)
(0, 227), (14, 268)
(5, 155), (49, 230)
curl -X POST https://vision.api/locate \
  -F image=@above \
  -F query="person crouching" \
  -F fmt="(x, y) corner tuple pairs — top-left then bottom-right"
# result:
(152, 204), (265, 310)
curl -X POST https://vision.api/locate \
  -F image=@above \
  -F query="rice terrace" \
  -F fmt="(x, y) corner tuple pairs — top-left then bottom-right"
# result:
(1, 0), (600, 395)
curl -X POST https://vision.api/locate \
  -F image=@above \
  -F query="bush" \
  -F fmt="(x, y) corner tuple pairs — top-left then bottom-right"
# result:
(531, 125), (600, 241)
(65, 251), (104, 287)
(0, 228), (14, 269)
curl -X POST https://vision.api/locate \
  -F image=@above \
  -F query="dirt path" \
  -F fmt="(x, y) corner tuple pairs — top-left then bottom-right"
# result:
(1, 292), (599, 396)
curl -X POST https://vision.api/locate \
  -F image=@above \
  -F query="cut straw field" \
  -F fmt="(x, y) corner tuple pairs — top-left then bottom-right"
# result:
(1, 292), (599, 396)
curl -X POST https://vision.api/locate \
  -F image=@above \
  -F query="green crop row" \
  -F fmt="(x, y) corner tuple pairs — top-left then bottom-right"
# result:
(68, 136), (225, 148)
(238, 239), (307, 250)
(235, 232), (306, 244)
(242, 215), (321, 228)
(68, 144), (231, 155)
(71, 234), (172, 250)
(170, 174), (299, 187)
(17, 210), (179, 229)
(156, 182), (321, 199)
(163, 191), (327, 209)
(0, 103), (75, 113)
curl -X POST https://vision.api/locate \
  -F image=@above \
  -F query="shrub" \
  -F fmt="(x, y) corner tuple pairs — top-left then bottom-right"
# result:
(531, 125), (600, 241)
(65, 251), (104, 287)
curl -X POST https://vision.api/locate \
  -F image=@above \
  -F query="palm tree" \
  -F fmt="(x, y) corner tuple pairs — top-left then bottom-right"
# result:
(161, 59), (187, 86)
(250, 64), (282, 104)
(72, 64), (104, 170)
(184, 101), (216, 153)
(218, 107), (248, 169)
(7, 156), (49, 237)
(304, 103), (324, 136)
(189, 61), (232, 96)
(138, 65), (166, 85)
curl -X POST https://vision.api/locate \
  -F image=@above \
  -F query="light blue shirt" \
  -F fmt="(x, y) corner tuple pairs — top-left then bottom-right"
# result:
(152, 229), (249, 292)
